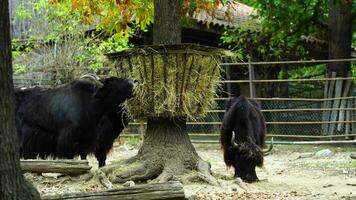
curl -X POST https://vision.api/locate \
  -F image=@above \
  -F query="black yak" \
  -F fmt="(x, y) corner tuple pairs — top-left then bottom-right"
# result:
(14, 87), (53, 158)
(14, 87), (44, 112)
(81, 105), (129, 167)
(220, 95), (272, 183)
(16, 75), (135, 162)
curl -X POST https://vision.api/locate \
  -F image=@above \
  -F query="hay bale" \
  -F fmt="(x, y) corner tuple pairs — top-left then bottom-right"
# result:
(106, 44), (225, 120)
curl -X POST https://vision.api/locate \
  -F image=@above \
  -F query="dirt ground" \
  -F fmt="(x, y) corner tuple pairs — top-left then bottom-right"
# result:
(25, 141), (356, 200)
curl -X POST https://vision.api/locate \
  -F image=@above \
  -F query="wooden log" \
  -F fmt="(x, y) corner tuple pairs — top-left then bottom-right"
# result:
(322, 72), (337, 135)
(41, 181), (185, 200)
(328, 79), (343, 135)
(21, 160), (91, 175)
(337, 71), (352, 132)
(351, 153), (356, 159)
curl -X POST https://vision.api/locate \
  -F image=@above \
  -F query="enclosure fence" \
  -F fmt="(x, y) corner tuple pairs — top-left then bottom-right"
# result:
(125, 58), (356, 144)
(13, 58), (356, 143)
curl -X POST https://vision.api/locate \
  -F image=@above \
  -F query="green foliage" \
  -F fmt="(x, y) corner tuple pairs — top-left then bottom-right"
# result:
(50, 0), (233, 41)
(282, 65), (325, 98)
(222, 0), (329, 60)
(221, 0), (355, 98)
(222, 0), (356, 60)
(353, 31), (356, 51)
(12, 0), (130, 80)
(15, 3), (32, 20)
(287, 65), (325, 79)
(235, 0), (253, 6)
(126, 136), (140, 146)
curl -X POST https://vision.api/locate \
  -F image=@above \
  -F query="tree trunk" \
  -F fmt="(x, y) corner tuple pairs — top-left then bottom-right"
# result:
(0, 0), (40, 199)
(103, 0), (218, 184)
(153, 0), (182, 45)
(327, 0), (352, 77)
(103, 117), (217, 185)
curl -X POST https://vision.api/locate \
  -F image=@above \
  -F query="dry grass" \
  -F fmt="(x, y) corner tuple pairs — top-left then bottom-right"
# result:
(108, 44), (226, 120)
(13, 36), (92, 87)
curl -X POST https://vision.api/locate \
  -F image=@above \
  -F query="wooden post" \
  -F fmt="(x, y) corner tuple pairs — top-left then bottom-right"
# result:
(328, 79), (343, 135)
(345, 99), (351, 139)
(140, 121), (145, 140)
(20, 160), (91, 175)
(337, 71), (352, 132)
(322, 72), (337, 135)
(322, 74), (331, 135)
(41, 181), (185, 200)
(248, 58), (256, 98)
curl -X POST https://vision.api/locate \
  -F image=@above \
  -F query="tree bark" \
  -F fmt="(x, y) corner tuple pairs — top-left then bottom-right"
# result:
(0, 0), (40, 199)
(153, 0), (182, 45)
(20, 160), (92, 175)
(103, 117), (217, 185)
(327, 0), (352, 77)
(42, 181), (185, 200)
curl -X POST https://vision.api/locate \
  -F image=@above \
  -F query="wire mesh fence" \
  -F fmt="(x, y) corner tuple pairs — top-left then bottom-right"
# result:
(13, 58), (356, 142)
(188, 58), (356, 141)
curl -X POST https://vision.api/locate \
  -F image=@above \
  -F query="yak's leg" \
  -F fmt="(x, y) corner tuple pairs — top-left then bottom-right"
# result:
(95, 129), (118, 167)
(56, 127), (79, 159)
(20, 123), (56, 159)
(93, 138), (110, 167)
(18, 123), (36, 159)
(80, 153), (87, 160)
(95, 150), (107, 167)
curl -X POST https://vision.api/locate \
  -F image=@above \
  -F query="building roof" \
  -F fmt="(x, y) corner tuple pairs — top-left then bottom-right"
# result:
(191, 1), (260, 30)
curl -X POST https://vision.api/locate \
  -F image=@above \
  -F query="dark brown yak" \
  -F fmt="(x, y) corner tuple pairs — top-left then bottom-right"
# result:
(220, 95), (272, 183)
(16, 75), (136, 163)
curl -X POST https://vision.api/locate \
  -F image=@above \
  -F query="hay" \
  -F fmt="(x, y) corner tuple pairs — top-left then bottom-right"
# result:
(106, 44), (225, 120)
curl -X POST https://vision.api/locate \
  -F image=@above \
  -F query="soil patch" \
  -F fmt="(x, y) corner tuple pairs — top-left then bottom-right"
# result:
(25, 142), (356, 199)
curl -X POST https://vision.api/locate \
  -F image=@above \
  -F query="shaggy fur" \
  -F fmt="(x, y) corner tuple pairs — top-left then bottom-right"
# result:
(16, 77), (134, 162)
(220, 95), (267, 183)
(80, 105), (129, 167)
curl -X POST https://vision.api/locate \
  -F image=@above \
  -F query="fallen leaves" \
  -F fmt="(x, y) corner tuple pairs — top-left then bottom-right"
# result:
(196, 191), (307, 200)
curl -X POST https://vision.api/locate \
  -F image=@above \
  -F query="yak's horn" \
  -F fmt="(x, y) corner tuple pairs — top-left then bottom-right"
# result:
(263, 137), (274, 156)
(80, 73), (101, 80)
(80, 73), (103, 87)
(231, 131), (239, 149)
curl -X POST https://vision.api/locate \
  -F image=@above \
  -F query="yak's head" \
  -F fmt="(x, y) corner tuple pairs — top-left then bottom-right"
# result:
(95, 77), (136, 100)
(230, 131), (264, 183)
(81, 74), (137, 109)
(229, 131), (273, 183)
